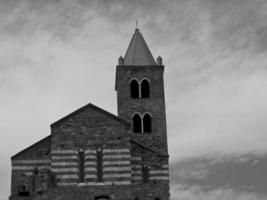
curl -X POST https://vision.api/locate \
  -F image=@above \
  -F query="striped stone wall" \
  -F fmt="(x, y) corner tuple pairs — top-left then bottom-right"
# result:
(11, 159), (51, 176)
(131, 156), (169, 183)
(51, 148), (131, 186)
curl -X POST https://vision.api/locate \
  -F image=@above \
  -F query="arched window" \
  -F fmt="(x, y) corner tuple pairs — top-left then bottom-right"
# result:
(78, 150), (85, 182)
(130, 79), (139, 98)
(141, 79), (150, 98)
(133, 114), (142, 133)
(96, 149), (103, 182)
(143, 113), (152, 133)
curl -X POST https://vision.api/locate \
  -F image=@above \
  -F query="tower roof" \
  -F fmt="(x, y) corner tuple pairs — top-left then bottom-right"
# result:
(124, 28), (156, 66)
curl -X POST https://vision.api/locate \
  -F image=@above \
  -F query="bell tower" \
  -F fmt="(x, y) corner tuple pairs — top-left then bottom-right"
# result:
(115, 28), (168, 154)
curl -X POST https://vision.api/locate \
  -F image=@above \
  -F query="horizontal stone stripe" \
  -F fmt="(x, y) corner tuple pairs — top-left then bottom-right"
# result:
(77, 181), (131, 186)
(102, 158), (131, 162)
(85, 161), (96, 166)
(103, 155), (131, 159)
(12, 163), (51, 167)
(103, 149), (130, 153)
(57, 182), (76, 186)
(103, 161), (130, 165)
(105, 181), (131, 185)
(84, 167), (97, 172)
(51, 156), (78, 160)
(149, 170), (169, 174)
(12, 166), (50, 171)
(131, 170), (142, 174)
(103, 164), (131, 169)
(103, 167), (131, 172)
(150, 177), (169, 180)
(85, 155), (96, 159)
(12, 171), (34, 176)
(52, 150), (77, 154)
(12, 160), (50, 164)
(51, 159), (78, 163)
(131, 157), (141, 161)
(56, 174), (78, 179)
(85, 149), (96, 154)
(132, 176), (142, 180)
(161, 164), (169, 169)
(52, 168), (78, 172)
(85, 174), (97, 179)
(51, 162), (78, 166)
(103, 174), (131, 178)
(131, 165), (142, 169)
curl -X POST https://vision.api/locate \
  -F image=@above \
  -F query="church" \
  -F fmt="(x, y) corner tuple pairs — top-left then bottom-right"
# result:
(10, 28), (170, 200)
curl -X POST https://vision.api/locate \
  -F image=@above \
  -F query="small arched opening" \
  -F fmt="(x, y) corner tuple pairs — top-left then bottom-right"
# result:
(141, 79), (150, 98)
(133, 114), (142, 133)
(130, 79), (139, 98)
(143, 113), (152, 133)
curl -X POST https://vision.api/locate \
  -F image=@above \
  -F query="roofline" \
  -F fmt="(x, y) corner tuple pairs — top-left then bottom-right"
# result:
(11, 135), (51, 160)
(50, 103), (130, 128)
(130, 139), (169, 157)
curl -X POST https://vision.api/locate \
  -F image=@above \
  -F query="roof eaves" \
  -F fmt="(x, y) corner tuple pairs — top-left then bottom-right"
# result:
(11, 135), (51, 160)
(50, 103), (130, 128)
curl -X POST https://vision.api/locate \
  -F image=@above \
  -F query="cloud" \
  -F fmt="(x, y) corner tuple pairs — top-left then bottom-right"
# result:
(171, 184), (267, 200)
(170, 155), (267, 195)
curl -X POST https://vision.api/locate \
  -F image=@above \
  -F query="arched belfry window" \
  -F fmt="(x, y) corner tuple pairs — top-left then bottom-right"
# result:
(143, 113), (152, 133)
(141, 79), (150, 98)
(133, 114), (142, 133)
(130, 79), (139, 98)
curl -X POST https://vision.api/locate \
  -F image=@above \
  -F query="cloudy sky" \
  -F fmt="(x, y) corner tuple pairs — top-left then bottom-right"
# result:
(1, 0), (267, 199)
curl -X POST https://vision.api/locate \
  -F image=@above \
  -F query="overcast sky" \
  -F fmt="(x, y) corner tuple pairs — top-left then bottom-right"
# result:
(1, 0), (267, 199)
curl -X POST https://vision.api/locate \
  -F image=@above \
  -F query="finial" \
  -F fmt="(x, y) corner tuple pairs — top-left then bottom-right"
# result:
(135, 20), (139, 32)
(157, 56), (163, 65)
(118, 56), (124, 65)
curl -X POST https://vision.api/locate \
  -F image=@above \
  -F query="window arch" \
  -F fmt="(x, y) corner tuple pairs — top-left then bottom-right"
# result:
(130, 79), (139, 98)
(133, 114), (142, 133)
(141, 79), (150, 98)
(143, 113), (152, 133)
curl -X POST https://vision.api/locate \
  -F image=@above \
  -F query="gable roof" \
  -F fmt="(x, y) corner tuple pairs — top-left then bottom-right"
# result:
(11, 135), (51, 160)
(124, 29), (156, 66)
(130, 139), (169, 157)
(50, 103), (130, 128)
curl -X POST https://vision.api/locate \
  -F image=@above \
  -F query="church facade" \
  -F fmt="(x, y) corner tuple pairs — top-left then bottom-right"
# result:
(10, 29), (170, 200)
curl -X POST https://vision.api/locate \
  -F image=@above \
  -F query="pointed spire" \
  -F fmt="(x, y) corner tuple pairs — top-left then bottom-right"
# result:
(124, 29), (156, 66)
